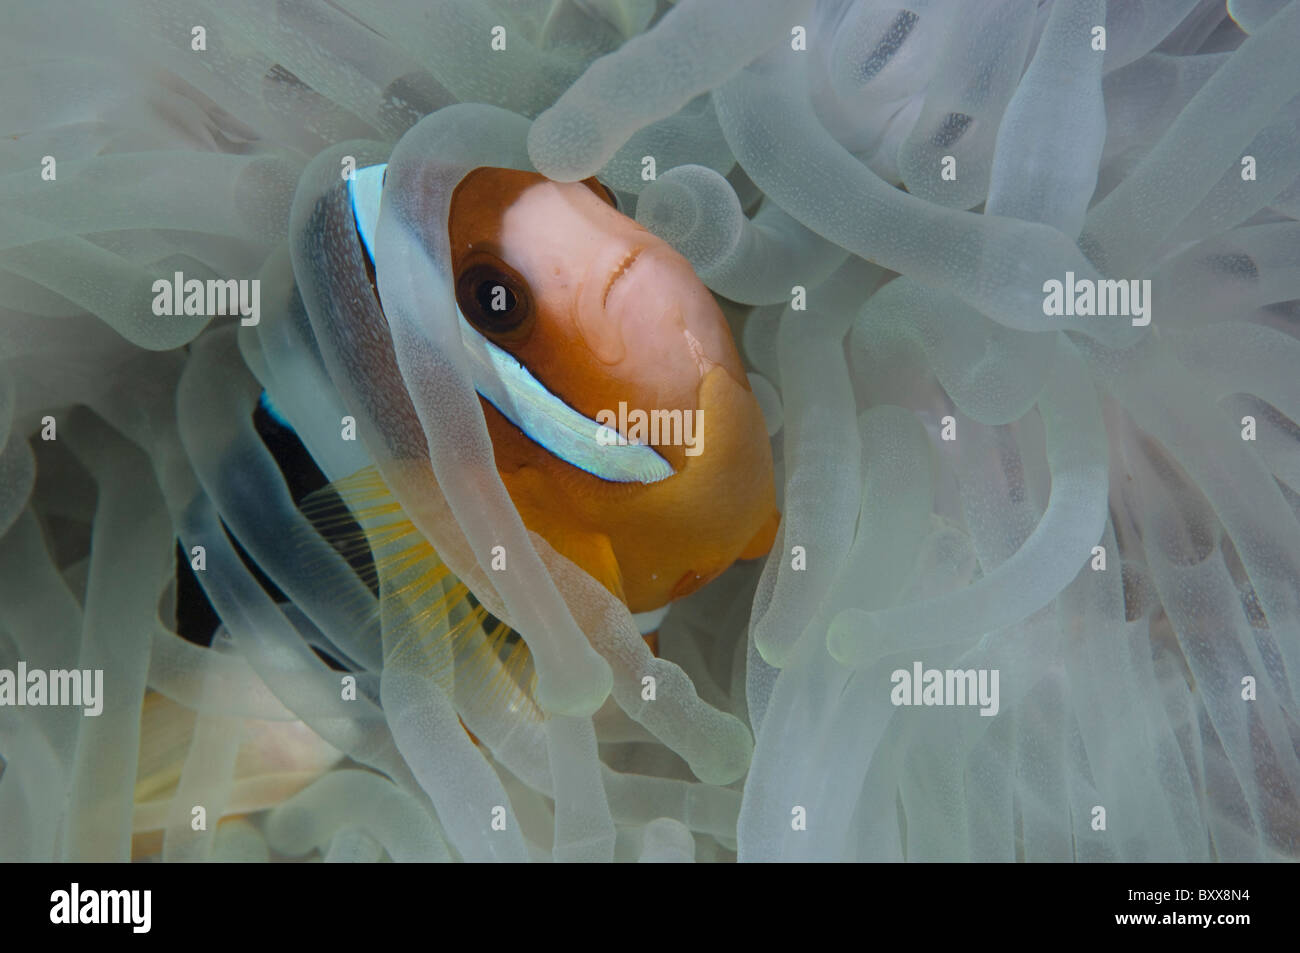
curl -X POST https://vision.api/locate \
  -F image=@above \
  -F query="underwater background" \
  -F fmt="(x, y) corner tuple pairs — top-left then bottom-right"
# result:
(2, 0), (1299, 862)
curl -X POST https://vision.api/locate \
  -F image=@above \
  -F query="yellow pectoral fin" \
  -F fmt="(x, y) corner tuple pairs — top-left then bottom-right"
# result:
(739, 508), (781, 561)
(541, 525), (670, 655)
(300, 465), (541, 723)
(536, 523), (627, 605)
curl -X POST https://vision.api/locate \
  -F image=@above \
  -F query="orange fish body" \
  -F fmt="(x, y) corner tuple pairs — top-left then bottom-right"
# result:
(344, 163), (778, 640)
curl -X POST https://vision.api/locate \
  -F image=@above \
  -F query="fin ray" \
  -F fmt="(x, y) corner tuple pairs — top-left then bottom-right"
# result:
(299, 466), (542, 724)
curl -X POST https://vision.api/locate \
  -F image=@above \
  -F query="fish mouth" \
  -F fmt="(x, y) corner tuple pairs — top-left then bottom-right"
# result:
(601, 247), (644, 311)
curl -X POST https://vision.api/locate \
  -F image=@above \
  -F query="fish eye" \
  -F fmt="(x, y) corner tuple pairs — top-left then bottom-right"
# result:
(456, 257), (533, 336)
(476, 279), (515, 313)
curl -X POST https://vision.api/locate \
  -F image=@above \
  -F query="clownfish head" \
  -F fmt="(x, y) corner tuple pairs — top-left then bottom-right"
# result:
(350, 165), (779, 622)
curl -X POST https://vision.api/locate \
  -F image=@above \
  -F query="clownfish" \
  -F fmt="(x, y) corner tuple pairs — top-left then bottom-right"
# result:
(129, 165), (780, 858)
(296, 163), (778, 711)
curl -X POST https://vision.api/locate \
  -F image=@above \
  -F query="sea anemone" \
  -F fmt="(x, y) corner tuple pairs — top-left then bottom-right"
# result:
(1, 0), (1298, 862)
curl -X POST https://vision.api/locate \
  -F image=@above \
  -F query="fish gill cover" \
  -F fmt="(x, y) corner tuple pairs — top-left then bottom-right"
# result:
(0, 0), (1298, 864)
